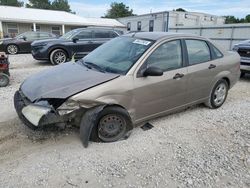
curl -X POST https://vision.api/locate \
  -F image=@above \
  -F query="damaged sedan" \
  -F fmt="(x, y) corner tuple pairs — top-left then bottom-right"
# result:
(14, 32), (240, 147)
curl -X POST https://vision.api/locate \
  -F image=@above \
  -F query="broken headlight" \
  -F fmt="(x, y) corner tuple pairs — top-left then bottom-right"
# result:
(57, 99), (80, 116)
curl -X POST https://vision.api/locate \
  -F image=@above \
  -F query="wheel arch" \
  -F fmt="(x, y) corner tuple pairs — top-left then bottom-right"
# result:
(222, 77), (230, 88)
(48, 46), (70, 59)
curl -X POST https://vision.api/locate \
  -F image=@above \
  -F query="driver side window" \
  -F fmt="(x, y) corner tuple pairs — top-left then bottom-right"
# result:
(146, 40), (183, 72)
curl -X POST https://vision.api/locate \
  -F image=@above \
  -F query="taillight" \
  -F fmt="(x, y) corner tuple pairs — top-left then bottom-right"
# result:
(0, 64), (8, 70)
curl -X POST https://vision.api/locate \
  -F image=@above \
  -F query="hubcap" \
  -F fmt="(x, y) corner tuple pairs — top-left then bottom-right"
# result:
(0, 74), (8, 86)
(98, 114), (126, 142)
(54, 51), (66, 64)
(7, 45), (18, 54)
(213, 83), (227, 106)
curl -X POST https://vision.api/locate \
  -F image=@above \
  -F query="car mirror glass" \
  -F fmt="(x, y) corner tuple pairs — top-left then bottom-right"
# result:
(143, 66), (163, 77)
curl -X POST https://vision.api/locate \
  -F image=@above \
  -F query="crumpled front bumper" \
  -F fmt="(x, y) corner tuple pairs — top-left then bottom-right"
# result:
(14, 90), (66, 129)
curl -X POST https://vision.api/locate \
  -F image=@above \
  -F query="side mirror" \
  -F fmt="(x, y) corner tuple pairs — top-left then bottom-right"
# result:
(72, 37), (79, 43)
(20, 36), (27, 41)
(143, 66), (163, 77)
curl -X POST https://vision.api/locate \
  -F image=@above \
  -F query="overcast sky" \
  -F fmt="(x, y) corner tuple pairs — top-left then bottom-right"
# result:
(68, 0), (249, 18)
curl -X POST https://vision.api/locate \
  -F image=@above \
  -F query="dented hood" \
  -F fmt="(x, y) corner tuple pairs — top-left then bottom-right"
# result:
(21, 62), (119, 102)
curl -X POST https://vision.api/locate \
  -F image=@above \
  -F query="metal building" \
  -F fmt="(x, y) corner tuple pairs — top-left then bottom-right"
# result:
(117, 11), (225, 32)
(170, 23), (250, 50)
(0, 6), (125, 38)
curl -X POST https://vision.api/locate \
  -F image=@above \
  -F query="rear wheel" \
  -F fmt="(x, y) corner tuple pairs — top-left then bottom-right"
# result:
(50, 49), (67, 65)
(90, 106), (133, 142)
(7, 44), (18, 54)
(0, 73), (9, 87)
(205, 79), (229, 109)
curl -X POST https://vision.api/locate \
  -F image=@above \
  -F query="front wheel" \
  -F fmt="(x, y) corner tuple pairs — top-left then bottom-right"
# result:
(50, 49), (67, 65)
(0, 73), (9, 87)
(7, 44), (18, 54)
(90, 106), (133, 143)
(205, 79), (229, 109)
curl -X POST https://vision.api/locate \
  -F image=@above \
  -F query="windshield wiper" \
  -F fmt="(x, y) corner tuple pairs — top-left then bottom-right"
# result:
(80, 60), (105, 73)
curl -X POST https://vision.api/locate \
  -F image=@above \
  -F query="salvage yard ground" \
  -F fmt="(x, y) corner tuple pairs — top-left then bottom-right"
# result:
(0, 54), (250, 187)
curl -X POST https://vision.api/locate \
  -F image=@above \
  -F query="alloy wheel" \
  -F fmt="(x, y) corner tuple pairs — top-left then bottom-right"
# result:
(54, 51), (66, 64)
(213, 83), (227, 106)
(7, 45), (18, 54)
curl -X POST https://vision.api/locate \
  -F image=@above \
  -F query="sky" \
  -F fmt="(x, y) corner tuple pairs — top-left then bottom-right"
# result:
(67, 0), (250, 18)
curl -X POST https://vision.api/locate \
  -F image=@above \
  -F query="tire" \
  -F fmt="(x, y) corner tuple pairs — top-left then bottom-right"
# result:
(6, 44), (18, 55)
(0, 73), (9, 87)
(205, 79), (229, 109)
(50, 49), (67, 65)
(90, 106), (133, 143)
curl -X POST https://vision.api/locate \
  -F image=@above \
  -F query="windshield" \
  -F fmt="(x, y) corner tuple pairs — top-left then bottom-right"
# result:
(60, 29), (79, 40)
(78, 37), (154, 75)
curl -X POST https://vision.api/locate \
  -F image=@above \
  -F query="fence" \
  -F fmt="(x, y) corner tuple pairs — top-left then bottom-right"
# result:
(169, 23), (250, 50)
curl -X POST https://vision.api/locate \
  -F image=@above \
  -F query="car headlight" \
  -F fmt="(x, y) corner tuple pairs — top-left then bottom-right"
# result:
(232, 46), (239, 51)
(0, 41), (3, 45)
(22, 104), (51, 126)
(57, 99), (81, 115)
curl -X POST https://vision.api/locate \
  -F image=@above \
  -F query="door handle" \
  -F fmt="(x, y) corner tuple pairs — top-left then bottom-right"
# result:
(173, 73), (184, 79)
(87, 41), (93, 44)
(208, 64), (216, 69)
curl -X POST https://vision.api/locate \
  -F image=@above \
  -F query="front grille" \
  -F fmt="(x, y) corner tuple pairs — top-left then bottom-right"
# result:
(241, 62), (250, 66)
(238, 48), (250, 58)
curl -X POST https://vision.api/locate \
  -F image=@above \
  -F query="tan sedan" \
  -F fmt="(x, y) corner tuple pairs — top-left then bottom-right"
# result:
(14, 32), (240, 147)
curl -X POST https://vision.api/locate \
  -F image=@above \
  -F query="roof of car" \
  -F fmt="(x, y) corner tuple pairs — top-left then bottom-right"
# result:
(124, 32), (200, 41)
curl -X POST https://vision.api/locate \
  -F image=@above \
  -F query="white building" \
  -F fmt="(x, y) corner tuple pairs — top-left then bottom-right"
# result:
(0, 6), (125, 38)
(117, 11), (225, 32)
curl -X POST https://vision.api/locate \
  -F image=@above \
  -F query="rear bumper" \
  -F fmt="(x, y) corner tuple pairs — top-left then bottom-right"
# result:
(240, 58), (250, 72)
(14, 90), (66, 128)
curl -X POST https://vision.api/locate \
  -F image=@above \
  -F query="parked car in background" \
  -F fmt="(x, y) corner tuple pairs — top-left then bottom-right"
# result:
(0, 32), (58, 55)
(14, 32), (240, 147)
(232, 40), (250, 77)
(31, 27), (122, 65)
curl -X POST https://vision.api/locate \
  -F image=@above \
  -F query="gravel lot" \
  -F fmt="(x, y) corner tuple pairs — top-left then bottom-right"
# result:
(0, 54), (249, 188)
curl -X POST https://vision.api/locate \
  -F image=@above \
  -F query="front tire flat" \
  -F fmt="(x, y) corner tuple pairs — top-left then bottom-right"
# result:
(90, 106), (133, 143)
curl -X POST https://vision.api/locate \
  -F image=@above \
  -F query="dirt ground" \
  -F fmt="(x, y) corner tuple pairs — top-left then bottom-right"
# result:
(0, 54), (250, 188)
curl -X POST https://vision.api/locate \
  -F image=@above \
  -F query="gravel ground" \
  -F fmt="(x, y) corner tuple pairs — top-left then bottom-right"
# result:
(0, 54), (249, 188)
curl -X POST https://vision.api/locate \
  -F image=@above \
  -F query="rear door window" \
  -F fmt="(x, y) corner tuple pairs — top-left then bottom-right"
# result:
(185, 39), (211, 65)
(94, 31), (110, 38)
(211, 44), (223, 59)
(39, 32), (50, 39)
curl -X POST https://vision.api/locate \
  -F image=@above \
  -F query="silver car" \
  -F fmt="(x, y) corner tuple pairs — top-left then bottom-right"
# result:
(14, 32), (240, 147)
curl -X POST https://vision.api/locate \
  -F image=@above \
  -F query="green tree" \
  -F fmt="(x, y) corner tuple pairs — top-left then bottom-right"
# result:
(51, 0), (71, 12)
(245, 14), (250, 22)
(175, 8), (186, 12)
(225, 16), (239, 24)
(26, 0), (51, 10)
(0, 0), (24, 7)
(103, 2), (135, 18)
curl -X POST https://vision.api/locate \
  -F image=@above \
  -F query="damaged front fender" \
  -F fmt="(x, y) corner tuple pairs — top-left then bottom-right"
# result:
(80, 105), (106, 148)
(80, 105), (133, 148)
